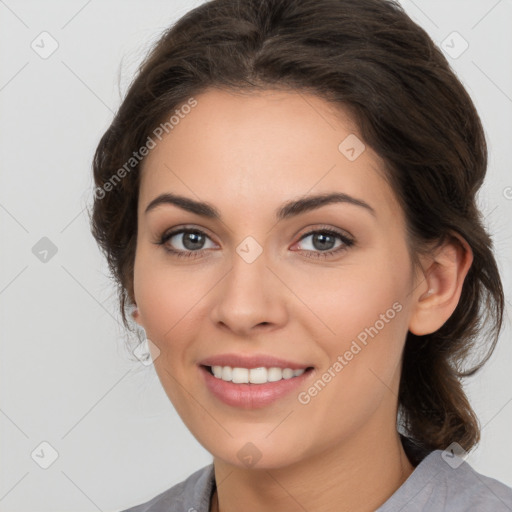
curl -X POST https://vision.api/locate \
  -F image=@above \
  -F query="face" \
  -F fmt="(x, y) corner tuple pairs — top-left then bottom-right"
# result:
(133, 88), (421, 469)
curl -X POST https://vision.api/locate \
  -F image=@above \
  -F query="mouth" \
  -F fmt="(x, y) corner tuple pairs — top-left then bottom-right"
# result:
(202, 364), (314, 384)
(198, 363), (315, 409)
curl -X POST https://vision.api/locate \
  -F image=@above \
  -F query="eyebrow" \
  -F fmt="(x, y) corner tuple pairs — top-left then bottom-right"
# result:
(144, 191), (376, 220)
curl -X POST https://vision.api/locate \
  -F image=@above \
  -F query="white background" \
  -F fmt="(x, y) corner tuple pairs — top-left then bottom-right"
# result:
(1, 1), (511, 510)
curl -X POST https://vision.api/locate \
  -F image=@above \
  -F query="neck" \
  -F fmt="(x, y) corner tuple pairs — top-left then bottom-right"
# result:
(210, 427), (415, 512)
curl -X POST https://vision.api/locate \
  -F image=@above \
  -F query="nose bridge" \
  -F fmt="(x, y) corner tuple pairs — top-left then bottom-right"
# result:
(226, 235), (272, 309)
(210, 235), (287, 333)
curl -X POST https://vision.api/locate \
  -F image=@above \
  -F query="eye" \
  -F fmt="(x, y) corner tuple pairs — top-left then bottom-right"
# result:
(293, 227), (354, 259)
(155, 227), (217, 259)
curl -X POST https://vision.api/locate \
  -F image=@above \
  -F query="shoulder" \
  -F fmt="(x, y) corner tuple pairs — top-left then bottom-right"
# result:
(119, 464), (215, 512)
(378, 449), (512, 512)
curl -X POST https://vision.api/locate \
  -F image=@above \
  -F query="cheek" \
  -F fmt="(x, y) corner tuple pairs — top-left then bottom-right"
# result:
(133, 250), (216, 360)
(288, 242), (411, 404)
(132, 256), (206, 416)
(288, 249), (410, 346)
(133, 248), (178, 344)
(292, 275), (409, 448)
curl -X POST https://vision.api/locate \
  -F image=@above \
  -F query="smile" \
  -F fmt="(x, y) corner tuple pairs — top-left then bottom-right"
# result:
(199, 363), (314, 409)
(208, 365), (307, 384)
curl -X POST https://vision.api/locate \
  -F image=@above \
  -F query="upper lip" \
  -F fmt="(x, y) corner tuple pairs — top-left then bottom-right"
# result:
(199, 353), (312, 370)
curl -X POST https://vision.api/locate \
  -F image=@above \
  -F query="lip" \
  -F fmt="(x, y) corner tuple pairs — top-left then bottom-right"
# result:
(198, 363), (314, 410)
(199, 353), (311, 370)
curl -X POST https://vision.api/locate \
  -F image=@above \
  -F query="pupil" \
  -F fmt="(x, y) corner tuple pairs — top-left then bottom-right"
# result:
(313, 233), (334, 251)
(183, 232), (204, 250)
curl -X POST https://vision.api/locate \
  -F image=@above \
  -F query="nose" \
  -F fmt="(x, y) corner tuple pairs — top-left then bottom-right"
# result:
(209, 245), (288, 337)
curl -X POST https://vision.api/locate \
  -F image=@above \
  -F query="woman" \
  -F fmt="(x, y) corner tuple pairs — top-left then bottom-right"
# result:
(90, 0), (512, 510)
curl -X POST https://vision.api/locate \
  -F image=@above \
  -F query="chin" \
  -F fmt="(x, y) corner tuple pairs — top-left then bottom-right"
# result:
(202, 435), (309, 471)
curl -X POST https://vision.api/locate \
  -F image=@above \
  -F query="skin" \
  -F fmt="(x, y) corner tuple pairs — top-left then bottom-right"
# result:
(132, 88), (472, 512)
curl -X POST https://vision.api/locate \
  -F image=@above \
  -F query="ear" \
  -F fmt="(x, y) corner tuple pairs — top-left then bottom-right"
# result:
(408, 232), (473, 336)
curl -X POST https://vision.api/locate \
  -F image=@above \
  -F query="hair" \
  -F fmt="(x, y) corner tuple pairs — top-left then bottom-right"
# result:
(89, 0), (504, 461)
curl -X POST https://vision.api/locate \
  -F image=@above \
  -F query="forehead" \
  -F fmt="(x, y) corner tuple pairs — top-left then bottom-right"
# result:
(138, 88), (402, 222)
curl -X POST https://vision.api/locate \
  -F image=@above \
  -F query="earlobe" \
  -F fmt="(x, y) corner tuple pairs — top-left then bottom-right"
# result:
(408, 233), (473, 336)
(131, 304), (143, 326)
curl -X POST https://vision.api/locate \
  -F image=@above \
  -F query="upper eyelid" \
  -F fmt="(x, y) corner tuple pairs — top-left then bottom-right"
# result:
(161, 225), (217, 243)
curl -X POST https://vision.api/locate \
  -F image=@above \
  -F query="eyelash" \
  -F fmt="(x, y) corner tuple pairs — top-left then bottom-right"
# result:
(154, 225), (355, 261)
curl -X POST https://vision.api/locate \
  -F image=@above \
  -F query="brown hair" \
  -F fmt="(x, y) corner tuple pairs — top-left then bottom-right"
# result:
(89, 0), (504, 459)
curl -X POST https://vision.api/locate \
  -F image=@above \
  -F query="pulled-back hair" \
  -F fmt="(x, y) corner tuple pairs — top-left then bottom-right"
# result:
(90, 0), (504, 459)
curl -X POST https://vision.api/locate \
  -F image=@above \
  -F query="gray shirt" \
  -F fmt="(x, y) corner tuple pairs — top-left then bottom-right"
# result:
(121, 449), (512, 511)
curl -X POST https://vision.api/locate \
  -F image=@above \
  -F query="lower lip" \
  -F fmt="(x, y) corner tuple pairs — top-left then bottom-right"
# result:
(199, 365), (313, 409)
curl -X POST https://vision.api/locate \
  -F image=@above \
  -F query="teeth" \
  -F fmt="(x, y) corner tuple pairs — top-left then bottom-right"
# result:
(210, 366), (306, 384)
(232, 367), (249, 384)
(249, 367), (267, 384)
(212, 366), (223, 378)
